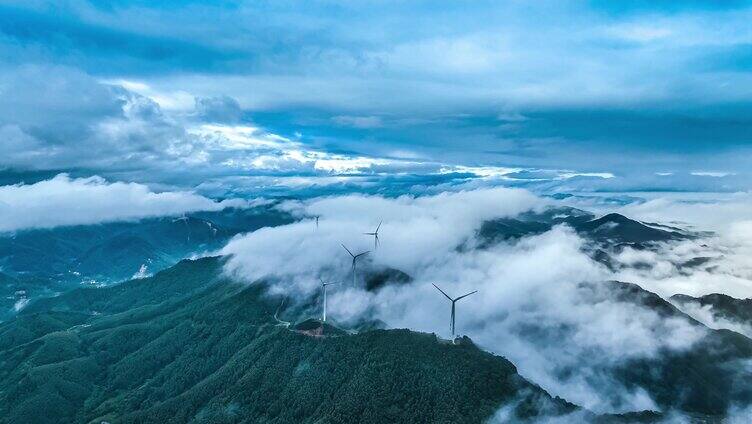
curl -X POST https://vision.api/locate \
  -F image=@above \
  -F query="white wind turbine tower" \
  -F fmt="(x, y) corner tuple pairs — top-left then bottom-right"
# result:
(363, 220), (382, 250)
(433, 283), (477, 337)
(320, 278), (339, 322)
(341, 244), (369, 286)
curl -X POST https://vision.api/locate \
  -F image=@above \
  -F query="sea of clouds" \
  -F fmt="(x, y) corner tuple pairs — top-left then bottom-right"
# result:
(4, 173), (752, 418)
(219, 187), (752, 415)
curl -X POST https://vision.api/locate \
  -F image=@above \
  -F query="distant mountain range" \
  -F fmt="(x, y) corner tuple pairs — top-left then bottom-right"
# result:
(2, 205), (693, 319)
(478, 207), (704, 272)
(0, 205), (294, 319)
(479, 207), (690, 247)
(0, 205), (715, 327)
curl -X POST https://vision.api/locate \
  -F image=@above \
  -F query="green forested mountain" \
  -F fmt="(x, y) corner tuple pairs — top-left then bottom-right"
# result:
(477, 208), (689, 247)
(4, 256), (751, 423)
(0, 257), (577, 424)
(0, 206), (294, 319)
(0, 207), (293, 284)
(595, 282), (752, 417)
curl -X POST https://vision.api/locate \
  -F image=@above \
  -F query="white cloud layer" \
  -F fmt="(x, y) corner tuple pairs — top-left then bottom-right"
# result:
(597, 195), (752, 299)
(0, 174), (245, 232)
(220, 188), (725, 413)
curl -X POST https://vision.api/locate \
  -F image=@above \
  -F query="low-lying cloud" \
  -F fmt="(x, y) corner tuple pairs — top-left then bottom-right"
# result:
(0, 173), (245, 232)
(221, 187), (730, 414)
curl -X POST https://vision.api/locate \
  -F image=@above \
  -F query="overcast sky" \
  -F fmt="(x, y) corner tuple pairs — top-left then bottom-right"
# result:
(1, 0), (751, 196)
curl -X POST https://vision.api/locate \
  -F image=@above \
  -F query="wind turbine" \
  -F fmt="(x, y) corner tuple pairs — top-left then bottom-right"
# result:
(320, 278), (339, 322)
(433, 283), (477, 337)
(341, 244), (369, 285)
(364, 220), (382, 250)
(314, 215), (320, 230)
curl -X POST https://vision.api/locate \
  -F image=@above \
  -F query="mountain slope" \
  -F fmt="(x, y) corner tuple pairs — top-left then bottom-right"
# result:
(0, 206), (293, 283)
(671, 293), (752, 326)
(0, 206), (294, 317)
(573, 213), (687, 245)
(477, 208), (687, 248)
(5, 257), (750, 422)
(0, 257), (577, 424)
(670, 293), (752, 339)
(588, 282), (752, 417)
(478, 206), (594, 245)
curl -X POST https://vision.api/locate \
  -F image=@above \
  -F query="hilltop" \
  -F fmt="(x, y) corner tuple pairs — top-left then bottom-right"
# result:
(0, 257), (578, 424)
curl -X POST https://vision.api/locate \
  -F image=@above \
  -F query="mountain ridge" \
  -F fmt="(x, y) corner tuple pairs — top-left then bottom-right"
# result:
(0, 257), (582, 424)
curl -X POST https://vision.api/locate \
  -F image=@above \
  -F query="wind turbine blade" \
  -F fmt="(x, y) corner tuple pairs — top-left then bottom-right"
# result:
(376, 220), (382, 232)
(341, 244), (355, 257)
(355, 251), (370, 259)
(454, 290), (478, 301)
(432, 283), (452, 300)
